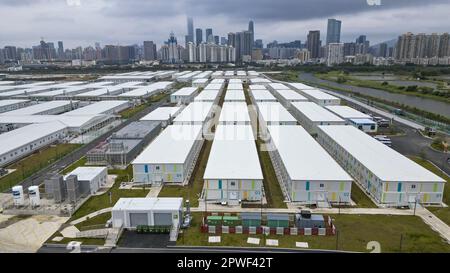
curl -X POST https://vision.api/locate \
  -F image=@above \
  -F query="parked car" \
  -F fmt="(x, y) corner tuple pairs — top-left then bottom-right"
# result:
(0, 168), (7, 176)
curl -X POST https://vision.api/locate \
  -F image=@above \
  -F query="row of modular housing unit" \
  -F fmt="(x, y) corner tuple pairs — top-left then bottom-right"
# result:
(132, 96), (217, 184)
(132, 80), (226, 185)
(260, 81), (444, 206)
(203, 85), (263, 204)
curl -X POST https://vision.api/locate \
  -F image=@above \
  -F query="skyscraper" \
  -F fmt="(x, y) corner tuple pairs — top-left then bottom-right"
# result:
(195, 28), (203, 45)
(186, 17), (194, 43)
(143, 41), (157, 60)
(214, 36), (220, 45)
(248, 20), (255, 50)
(228, 33), (236, 47)
(379, 43), (388, 57)
(326, 19), (341, 45)
(307, 30), (321, 59)
(206, 28), (213, 43)
(57, 41), (64, 59)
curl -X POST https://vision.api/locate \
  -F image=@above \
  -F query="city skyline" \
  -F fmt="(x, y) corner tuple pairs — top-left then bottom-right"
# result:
(1, 0), (450, 48)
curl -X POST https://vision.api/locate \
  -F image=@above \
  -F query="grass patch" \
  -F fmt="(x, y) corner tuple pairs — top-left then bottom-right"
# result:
(75, 212), (112, 231)
(0, 144), (81, 192)
(62, 157), (87, 174)
(409, 156), (450, 226)
(178, 212), (450, 253)
(351, 182), (378, 208)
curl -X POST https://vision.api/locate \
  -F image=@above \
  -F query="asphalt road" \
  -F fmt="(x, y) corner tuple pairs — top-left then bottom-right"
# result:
(38, 245), (337, 253)
(4, 95), (170, 193)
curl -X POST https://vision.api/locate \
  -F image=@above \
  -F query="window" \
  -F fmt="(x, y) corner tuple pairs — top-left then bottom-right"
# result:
(411, 185), (416, 189)
(320, 184), (324, 188)
(230, 181), (236, 186)
(156, 166), (160, 170)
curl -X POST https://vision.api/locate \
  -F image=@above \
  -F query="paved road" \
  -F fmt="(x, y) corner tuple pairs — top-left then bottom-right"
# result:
(390, 126), (450, 175)
(4, 96), (170, 194)
(38, 245), (340, 253)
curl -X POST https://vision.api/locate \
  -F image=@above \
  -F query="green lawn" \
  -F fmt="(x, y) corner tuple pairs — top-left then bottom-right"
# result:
(410, 156), (450, 226)
(351, 182), (378, 208)
(158, 140), (213, 207)
(0, 144), (81, 192)
(75, 212), (112, 231)
(62, 157), (88, 174)
(178, 212), (450, 253)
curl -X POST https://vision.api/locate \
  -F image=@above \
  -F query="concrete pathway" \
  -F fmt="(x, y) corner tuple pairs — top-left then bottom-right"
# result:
(416, 208), (450, 242)
(70, 207), (112, 225)
(146, 185), (162, 198)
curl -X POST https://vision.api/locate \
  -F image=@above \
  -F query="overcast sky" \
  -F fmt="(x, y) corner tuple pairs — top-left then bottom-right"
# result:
(1, 0), (449, 48)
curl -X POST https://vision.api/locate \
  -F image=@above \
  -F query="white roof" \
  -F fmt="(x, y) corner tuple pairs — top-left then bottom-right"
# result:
(0, 99), (29, 108)
(291, 102), (344, 122)
(194, 90), (220, 102)
(100, 75), (155, 81)
(299, 89), (340, 101)
(210, 79), (225, 84)
(118, 82), (172, 97)
(193, 71), (213, 79)
(227, 83), (243, 90)
(204, 125), (263, 180)
(212, 71), (224, 76)
(178, 71), (203, 79)
(0, 100), (76, 116)
(30, 86), (93, 98)
(236, 71), (247, 76)
(229, 79), (242, 84)
(62, 101), (129, 116)
(0, 122), (67, 156)
(204, 83), (223, 90)
(269, 83), (290, 90)
(132, 125), (202, 164)
(171, 87), (198, 97)
(219, 102), (251, 123)
(249, 85), (268, 91)
(250, 78), (271, 84)
(173, 102), (214, 123)
(325, 105), (372, 120)
(224, 71), (235, 76)
(273, 89), (308, 101)
(140, 107), (181, 121)
(318, 125), (446, 183)
(256, 102), (297, 124)
(268, 125), (352, 181)
(213, 124), (255, 141)
(224, 89), (246, 101)
(250, 90), (277, 101)
(192, 78), (209, 84)
(113, 197), (182, 211)
(0, 81), (15, 85)
(0, 115), (107, 129)
(289, 82), (316, 90)
(64, 167), (107, 181)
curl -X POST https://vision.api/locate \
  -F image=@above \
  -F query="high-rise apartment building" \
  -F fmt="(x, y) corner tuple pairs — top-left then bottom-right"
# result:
(327, 43), (344, 66)
(307, 30), (321, 59)
(206, 28), (213, 43)
(143, 41), (157, 60)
